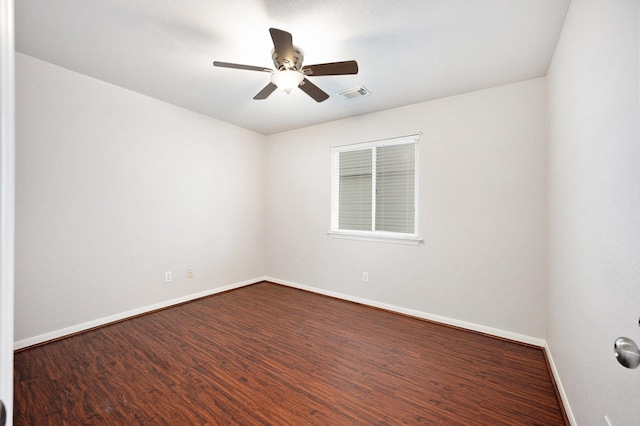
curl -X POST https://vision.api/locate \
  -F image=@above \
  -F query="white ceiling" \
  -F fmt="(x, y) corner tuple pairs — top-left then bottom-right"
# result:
(15, 0), (570, 135)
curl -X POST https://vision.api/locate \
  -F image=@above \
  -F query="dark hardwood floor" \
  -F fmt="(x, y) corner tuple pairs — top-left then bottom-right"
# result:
(14, 282), (567, 425)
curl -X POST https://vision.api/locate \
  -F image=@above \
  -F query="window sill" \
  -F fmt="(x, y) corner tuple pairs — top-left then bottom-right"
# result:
(327, 231), (423, 245)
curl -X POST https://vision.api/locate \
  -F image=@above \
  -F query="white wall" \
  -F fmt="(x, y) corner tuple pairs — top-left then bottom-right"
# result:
(18, 4), (640, 419)
(15, 53), (267, 344)
(266, 78), (548, 340)
(547, 0), (640, 424)
(14, 4), (640, 421)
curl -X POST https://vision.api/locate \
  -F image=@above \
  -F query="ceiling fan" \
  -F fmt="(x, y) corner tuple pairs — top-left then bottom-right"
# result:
(213, 28), (358, 102)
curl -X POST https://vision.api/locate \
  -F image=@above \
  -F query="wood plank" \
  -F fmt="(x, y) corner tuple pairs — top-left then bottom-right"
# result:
(14, 282), (567, 425)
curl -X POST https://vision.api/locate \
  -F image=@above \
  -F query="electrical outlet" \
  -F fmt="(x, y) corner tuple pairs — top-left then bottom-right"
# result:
(164, 271), (172, 283)
(362, 272), (369, 283)
(187, 268), (193, 278)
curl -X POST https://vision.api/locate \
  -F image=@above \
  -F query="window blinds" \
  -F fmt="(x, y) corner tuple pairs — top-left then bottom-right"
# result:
(375, 143), (415, 234)
(331, 135), (418, 237)
(338, 149), (372, 231)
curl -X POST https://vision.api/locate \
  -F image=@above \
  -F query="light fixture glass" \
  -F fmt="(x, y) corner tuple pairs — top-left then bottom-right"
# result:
(271, 70), (304, 94)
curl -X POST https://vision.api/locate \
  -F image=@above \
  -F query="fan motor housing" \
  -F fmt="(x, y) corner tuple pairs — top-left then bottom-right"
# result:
(272, 46), (304, 71)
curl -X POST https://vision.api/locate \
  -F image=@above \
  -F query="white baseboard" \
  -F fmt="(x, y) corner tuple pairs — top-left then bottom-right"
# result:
(16, 276), (544, 349)
(267, 277), (579, 422)
(543, 342), (577, 425)
(14, 276), (264, 350)
(15, 276), (574, 424)
(266, 276), (546, 347)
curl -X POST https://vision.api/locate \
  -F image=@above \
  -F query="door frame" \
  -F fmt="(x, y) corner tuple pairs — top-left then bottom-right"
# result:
(0, 0), (15, 423)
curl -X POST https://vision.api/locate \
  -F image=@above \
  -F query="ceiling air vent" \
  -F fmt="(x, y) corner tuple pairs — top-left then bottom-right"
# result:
(337, 85), (370, 100)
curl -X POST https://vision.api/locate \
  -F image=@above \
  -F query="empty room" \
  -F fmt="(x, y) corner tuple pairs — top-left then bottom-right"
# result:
(1, 0), (639, 424)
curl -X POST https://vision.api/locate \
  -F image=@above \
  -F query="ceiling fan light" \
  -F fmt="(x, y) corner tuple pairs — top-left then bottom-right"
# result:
(271, 70), (304, 94)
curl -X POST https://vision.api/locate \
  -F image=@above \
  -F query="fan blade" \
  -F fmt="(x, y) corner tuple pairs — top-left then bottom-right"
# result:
(299, 78), (329, 102)
(269, 28), (295, 68)
(302, 60), (358, 76)
(253, 83), (278, 100)
(213, 61), (273, 73)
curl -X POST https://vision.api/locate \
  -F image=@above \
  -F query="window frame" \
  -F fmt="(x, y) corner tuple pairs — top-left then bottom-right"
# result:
(329, 134), (422, 245)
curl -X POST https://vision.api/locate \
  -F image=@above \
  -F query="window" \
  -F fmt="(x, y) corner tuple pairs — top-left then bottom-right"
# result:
(330, 134), (420, 244)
